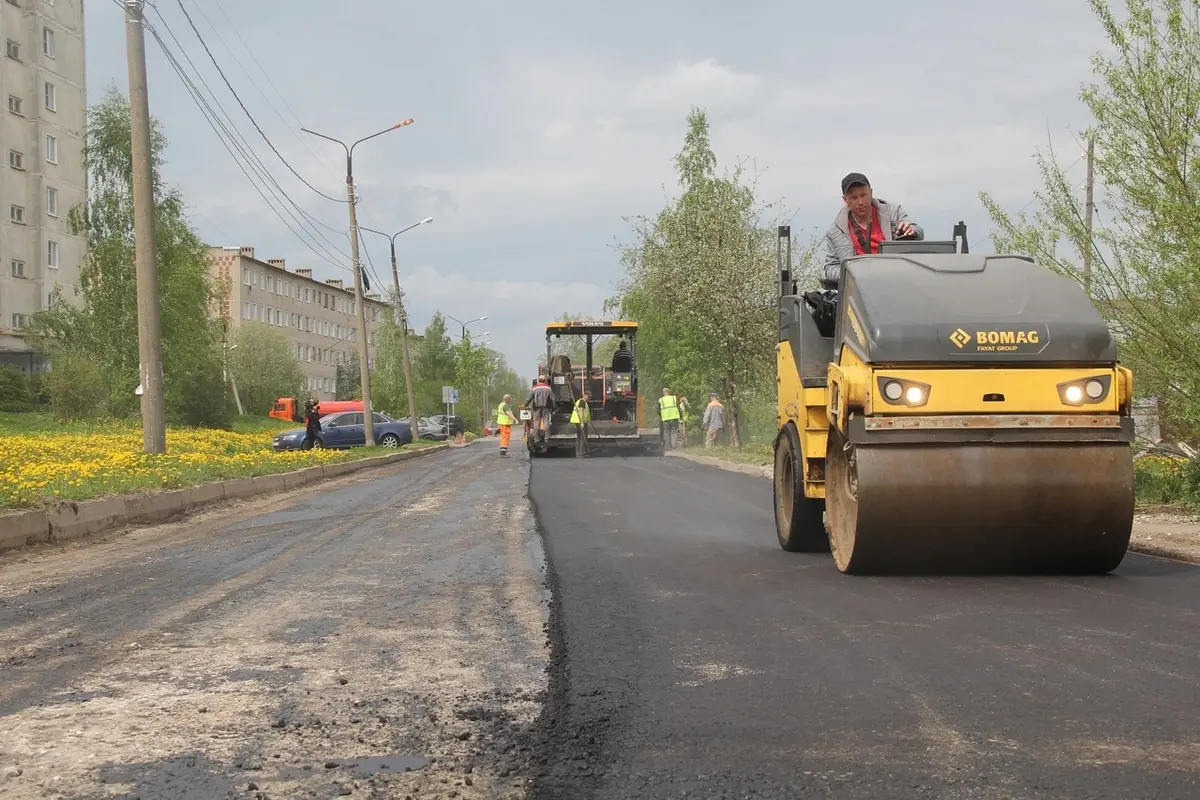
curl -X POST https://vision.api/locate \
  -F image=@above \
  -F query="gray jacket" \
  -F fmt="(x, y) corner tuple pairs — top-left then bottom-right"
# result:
(702, 402), (725, 430)
(822, 198), (923, 285)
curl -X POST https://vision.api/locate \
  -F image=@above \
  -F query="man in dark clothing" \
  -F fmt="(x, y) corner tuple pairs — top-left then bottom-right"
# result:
(525, 374), (555, 444)
(612, 340), (633, 373)
(301, 399), (321, 450)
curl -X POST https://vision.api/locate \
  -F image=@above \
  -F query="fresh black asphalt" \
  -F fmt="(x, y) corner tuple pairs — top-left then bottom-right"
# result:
(527, 452), (1200, 799)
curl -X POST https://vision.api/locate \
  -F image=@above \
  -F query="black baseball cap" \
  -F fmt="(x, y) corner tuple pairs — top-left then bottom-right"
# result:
(841, 172), (870, 193)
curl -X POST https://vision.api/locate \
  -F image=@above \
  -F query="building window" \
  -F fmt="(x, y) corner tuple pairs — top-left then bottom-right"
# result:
(44, 81), (55, 111)
(8, 150), (23, 169)
(42, 27), (55, 58)
(11, 259), (25, 278)
(47, 239), (59, 269)
(10, 205), (25, 224)
(12, 314), (27, 329)
(46, 187), (57, 216)
(5, 40), (19, 60)
(8, 95), (22, 116)
(44, 134), (57, 163)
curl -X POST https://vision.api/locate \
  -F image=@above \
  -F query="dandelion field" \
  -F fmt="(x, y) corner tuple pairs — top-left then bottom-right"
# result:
(0, 413), (427, 510)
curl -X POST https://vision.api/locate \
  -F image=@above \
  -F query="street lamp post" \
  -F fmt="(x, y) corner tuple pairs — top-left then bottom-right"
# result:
(300, 118), (415, 446)
(446, 314), (487, 342)
(359, 217), (433, 441)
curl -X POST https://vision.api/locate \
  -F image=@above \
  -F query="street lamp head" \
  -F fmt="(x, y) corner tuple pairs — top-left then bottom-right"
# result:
(421, 216), (434, 224)
(479, 315), (488, 321)
(393, 118), (415, 129)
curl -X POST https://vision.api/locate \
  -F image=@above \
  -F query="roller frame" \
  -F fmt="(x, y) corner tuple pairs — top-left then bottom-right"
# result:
(772, 223), (1137, 576)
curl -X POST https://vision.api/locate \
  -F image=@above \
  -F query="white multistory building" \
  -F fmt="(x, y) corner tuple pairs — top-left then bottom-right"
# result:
(0, 0), (86, 372)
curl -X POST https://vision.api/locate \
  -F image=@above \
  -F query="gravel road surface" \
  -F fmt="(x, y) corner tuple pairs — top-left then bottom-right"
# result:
(529, 453), (1200, 799)
(1, 445), (547, 799)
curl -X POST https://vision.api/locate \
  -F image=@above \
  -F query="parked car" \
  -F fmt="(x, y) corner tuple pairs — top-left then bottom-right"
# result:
(426, 414), (465, 436)
(482, 419), (498, 436)
(416, 416), (449, 441)
(272, 411), (413, 451)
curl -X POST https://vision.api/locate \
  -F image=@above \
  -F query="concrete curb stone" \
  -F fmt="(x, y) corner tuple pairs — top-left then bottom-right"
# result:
(0, 443), (450, 556)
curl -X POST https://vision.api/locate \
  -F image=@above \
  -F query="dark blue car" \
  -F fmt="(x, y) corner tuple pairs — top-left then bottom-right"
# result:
(272, 411), (413, 451)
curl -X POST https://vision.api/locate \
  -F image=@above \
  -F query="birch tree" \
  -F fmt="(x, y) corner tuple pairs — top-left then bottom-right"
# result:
(612, 108), (789, 446)
(27, 86), (228, 426)
(980, 0), (1200, 438)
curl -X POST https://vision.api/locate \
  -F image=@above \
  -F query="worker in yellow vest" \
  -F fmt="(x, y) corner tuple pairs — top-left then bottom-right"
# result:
(570, 391), (592, 457)
(659, 387), (681, 449)
(496, 394), (516, 456)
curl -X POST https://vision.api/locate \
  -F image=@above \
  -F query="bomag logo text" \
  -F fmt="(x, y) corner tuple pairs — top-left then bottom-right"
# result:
(969, 329), (1042, 352)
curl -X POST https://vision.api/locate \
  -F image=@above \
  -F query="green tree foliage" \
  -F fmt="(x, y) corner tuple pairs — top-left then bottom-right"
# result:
(0, 366), (31, 411)
(335, 351), (361, 401)
(409, 313), (457, 416)
(26, 85), (230, 427)
(368, 300), (412, 418)
(229, 321), (305, 416)
(609, 108), (801, 446)
(980, 0), (1200, 437)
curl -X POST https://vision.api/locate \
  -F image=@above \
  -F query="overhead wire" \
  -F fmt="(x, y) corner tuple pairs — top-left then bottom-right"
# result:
(169, 0), (389, 260)
(129, 3), (352, 271)
(205, 0), (344, 178)
(174, 0), (347, 204)
(150, 4), (352, 259)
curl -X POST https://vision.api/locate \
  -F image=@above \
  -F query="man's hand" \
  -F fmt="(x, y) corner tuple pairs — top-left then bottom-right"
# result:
(895, 221), (917, 239)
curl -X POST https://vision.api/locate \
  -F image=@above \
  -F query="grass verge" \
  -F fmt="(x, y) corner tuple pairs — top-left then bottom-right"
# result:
(0, 412), (438, 510)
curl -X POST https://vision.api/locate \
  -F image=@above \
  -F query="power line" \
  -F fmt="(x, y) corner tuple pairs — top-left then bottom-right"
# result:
(174, 0), (348, 204)
(139, 6), (353, 271)
(205, 0), (343, 178)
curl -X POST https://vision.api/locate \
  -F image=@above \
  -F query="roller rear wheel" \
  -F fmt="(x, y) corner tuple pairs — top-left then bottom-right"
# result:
(773, 423), (827, 552)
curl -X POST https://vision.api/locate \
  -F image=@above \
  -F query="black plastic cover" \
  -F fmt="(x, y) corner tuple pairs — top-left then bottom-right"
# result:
(834, 254), (1118, 364)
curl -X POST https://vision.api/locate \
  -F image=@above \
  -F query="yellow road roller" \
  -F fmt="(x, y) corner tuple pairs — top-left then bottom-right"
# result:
(772, 223), (1135, 575)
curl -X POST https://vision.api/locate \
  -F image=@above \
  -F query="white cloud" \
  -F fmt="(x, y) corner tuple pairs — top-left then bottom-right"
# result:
(400, 265), (614, 375)
(382, 42), (1100, 235)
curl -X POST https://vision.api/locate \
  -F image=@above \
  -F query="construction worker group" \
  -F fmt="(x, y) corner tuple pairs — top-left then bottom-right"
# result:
(496, 371), (727, 456)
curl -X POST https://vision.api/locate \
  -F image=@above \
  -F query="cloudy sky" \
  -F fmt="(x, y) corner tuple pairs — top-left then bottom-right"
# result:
(84, 0), (1110, 373)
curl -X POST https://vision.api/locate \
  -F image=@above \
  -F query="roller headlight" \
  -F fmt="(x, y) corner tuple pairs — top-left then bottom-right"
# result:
(1057, 374), (1112, 406)
(876, 376), (930, 408)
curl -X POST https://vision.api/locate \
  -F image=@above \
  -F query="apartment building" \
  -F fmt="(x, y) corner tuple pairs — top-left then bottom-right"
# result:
(208, 246), (391, 404)
(0, 0), (86, 372)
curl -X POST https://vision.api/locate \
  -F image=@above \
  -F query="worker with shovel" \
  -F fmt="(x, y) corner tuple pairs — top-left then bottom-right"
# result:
(571, 390), (592, 458)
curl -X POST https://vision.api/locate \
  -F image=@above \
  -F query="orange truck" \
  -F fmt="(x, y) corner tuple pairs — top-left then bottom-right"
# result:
(269, 397), (364, 423)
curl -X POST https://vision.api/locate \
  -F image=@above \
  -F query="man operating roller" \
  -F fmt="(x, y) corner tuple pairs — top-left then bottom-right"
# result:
(823, 172), (924, 285)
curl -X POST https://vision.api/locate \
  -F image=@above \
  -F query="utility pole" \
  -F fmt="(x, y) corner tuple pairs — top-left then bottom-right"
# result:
(360, 218), (432, 440)
(1083, 135), (1095, 297)
(301, 120), (414, 447)
(125, 0), (166, 454)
